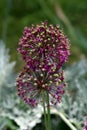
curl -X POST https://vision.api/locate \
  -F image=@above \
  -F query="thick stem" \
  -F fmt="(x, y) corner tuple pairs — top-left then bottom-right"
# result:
(47, 92), (51, 130)
(42, 92), (48, 130)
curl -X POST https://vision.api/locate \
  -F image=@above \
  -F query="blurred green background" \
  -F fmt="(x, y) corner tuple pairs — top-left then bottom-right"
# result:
(0, 0), (87, 71)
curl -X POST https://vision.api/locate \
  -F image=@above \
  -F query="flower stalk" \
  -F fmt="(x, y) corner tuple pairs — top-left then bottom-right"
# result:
(42, 91), (51, 130)
(47, 92), (51, 130)
(42, 92), (48, 130)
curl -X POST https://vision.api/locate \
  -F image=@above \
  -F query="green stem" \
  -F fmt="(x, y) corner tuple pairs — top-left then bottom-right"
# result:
(47, 92), (51, 130)
(42, 92), (48, 130)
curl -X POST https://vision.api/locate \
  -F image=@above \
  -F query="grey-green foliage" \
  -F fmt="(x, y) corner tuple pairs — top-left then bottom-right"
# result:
(0, 40), (17, 129)
(0, 41), (42, 130)
(0, 40), (15, 87)
(1, 40), (87, 130)
(59, 59), (87, 129)
(0, 40), (16, 108)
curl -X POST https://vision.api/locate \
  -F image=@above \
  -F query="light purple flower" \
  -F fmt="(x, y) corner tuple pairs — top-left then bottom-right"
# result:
(83, 116), (87, 130)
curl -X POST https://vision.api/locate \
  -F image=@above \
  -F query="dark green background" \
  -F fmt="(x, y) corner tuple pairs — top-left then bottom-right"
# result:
(0, 0), (87, 71)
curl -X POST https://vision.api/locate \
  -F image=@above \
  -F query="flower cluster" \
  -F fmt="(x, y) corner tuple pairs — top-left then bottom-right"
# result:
(83, 116), (87, 130)
(16, 21), (70, 107)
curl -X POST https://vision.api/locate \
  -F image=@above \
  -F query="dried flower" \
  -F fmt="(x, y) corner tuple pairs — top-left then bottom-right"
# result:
(16, 21), (70, 107)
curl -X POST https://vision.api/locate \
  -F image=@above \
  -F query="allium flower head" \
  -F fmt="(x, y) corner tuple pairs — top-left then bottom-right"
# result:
(16, 21), (70, 107)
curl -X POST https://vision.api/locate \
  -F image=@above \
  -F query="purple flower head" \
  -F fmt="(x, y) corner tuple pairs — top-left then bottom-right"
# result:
(16, 67), (66, 107)
(83, 116), (87, 130)
(17, 21), (70, 71)
(16, 21), (70, 107)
